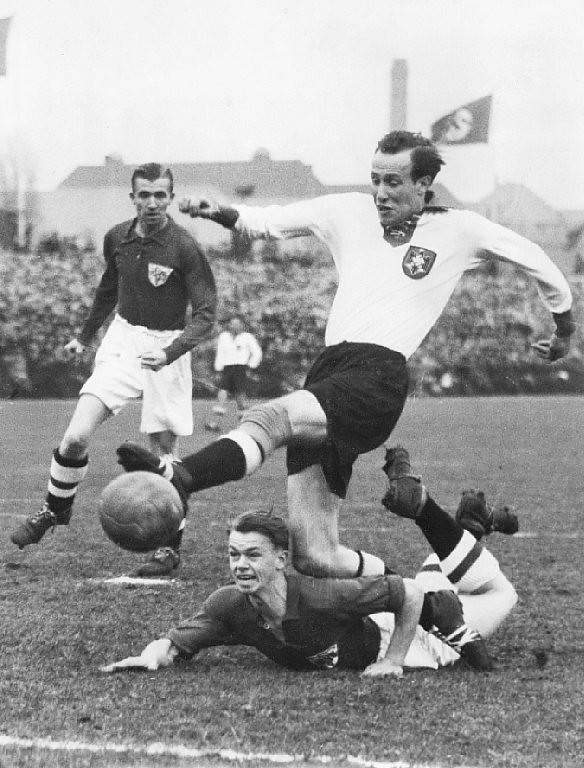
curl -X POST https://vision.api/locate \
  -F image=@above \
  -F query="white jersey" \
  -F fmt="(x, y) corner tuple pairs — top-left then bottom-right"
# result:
(235, 193), (572, 360)
(214, 331), (262, 371)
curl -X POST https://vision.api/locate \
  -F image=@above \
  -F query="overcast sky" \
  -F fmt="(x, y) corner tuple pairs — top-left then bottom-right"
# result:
(1, 0), (584, 209)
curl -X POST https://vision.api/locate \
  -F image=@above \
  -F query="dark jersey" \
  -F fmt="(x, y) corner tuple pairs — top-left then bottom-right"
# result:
(78, 216), (217, 363)
(167, 571), (405, 671)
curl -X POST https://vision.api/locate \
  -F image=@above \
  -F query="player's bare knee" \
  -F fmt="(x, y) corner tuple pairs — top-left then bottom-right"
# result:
(490, 573), (518, 610)
(238, 400), (292, 457)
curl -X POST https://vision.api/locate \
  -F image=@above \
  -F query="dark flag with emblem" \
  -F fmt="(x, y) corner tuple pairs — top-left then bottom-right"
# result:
(0, 17), (12, 76)
(431, 95), (492, 145)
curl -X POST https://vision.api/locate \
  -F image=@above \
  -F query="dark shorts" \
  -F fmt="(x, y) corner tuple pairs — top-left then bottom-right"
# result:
(218, 365), (248, 395)
(286, 341), (408, 498)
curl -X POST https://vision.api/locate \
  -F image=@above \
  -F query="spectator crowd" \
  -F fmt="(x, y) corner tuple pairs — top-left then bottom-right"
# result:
(1, 236), (583, 399)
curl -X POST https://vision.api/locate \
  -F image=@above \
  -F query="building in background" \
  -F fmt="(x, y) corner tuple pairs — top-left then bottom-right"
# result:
(36, 150), (327, 249)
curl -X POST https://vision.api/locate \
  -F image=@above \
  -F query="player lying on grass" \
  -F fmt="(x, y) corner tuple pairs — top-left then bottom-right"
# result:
(117, 130), (572, 577)
(102, 451), (517, 676)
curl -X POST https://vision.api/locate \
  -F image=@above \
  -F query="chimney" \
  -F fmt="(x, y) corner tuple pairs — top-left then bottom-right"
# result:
(390, 59), (408, 130)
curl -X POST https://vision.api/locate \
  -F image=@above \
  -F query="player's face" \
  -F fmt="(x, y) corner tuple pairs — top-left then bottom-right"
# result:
(229, 318), (243, 335)
(130, 177), (174, 233)
(371, 150), (429, 228)
(228, 531), (287, 597)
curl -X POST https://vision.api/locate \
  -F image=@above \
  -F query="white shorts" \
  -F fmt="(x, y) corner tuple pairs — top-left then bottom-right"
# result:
(370, 613), (459, 670)
(370, 551), (515, 670)
(80, 314), (193, 436)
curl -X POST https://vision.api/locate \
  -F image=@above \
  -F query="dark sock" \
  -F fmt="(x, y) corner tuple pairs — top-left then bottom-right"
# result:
(169, 529), (183, 552)
(416, 495), (464, 560)
(419, 593), (435, 631)
(181, 438), (248, 492)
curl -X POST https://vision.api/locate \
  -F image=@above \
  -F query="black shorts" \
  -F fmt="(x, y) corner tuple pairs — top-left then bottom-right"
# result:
(218, 365), (248, 395)
(286, 342), (408, 498)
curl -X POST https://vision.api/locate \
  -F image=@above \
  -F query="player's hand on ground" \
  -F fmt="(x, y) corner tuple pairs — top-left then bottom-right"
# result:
(361, 659), (404, 679)
(63, 338), (86, 357)
(100, 638), (177, 673)
(531, 333), (570, 362)
(139, 349), (168, 371)
(178, 196), (219, 219)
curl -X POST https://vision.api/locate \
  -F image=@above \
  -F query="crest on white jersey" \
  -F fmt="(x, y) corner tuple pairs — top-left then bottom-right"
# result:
(148, 263), (173, 287)
(402, 246), (437, 280)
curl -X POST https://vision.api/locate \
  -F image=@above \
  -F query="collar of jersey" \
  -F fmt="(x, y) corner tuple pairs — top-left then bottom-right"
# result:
(122, 215), (174, 245)
(382, 213), (421, 246)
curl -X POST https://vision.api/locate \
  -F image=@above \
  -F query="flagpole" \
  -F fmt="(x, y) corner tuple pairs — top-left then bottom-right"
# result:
(0, 13), (23, 249)
(9, 14), (26, 249)
(6, 12), (26, 250)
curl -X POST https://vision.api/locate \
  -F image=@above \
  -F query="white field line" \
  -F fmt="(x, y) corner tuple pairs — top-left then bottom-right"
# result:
(92, 576), (178, 586)
(0, 733), (474, 768)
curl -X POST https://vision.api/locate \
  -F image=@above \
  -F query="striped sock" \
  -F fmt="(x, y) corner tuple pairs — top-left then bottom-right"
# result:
(415, 554), (454, 592)
(439, 532), (500, 592)
(416, 496), (500, 592)
(46, 448), (89, 516)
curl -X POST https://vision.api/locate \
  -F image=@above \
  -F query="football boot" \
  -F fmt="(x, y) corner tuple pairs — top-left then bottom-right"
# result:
(131, 546), (180, 577)
(456, 490), (519, 540)
(10, 502), (72, 549)
(381, 445), (427, 518)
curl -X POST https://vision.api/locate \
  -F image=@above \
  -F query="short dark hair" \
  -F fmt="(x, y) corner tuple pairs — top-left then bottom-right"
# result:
(131, 163), (174, 193)
(229, 510), (289, 550)
(375, 131), (445, 184)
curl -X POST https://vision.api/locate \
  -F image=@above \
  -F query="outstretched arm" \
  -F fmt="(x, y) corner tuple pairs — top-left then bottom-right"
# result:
(179, 197), (240, 229)
(179, 195), (329, 241)
(100, 638), (180, 673)
(471, 215), (575, 362)
(361, 578), (424, 678)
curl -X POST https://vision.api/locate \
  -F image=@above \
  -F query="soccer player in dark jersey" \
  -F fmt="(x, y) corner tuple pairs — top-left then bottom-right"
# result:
(101, 459), (517, 676)
(11, 163), (217, 577)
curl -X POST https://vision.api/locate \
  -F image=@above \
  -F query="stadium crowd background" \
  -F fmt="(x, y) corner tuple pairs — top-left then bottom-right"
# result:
(1, 230), (583, 400)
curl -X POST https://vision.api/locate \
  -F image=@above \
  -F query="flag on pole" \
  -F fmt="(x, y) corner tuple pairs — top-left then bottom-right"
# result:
(431, 95), (492, 145)
(0, 17), (12, 76)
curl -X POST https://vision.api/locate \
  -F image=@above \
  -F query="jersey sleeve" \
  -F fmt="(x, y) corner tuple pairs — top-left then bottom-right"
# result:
(77, 230), (120, 345)
(245, 333), (263, 369)
(165, 588), (241, 657)
(304, 574), (406, 619)
(233, 196), (339, 245)
(163, 235), (217, 364)
(468, 212), (572, 314)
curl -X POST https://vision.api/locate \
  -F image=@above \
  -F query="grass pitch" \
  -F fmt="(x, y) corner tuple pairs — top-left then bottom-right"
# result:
(1, 396), (583, 768)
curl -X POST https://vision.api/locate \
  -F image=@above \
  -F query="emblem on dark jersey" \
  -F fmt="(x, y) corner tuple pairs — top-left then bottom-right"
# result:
(148, 263), (173, 287)
(402, 246), (437, 279)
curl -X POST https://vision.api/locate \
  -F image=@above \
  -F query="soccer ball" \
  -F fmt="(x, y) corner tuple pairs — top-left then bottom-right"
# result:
(98, 471), (184, 553)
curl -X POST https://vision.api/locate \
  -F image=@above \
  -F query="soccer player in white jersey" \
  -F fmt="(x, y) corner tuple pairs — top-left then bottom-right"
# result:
(205, 315), (263, 432)
(117, 130), (574, 583)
